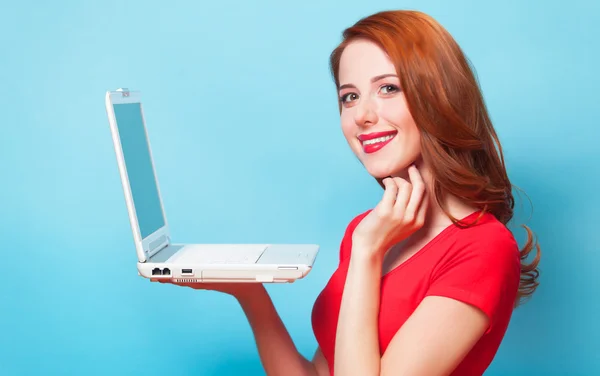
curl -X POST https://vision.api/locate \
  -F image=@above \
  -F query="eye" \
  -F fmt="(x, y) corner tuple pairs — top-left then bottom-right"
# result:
(380, 84), (400, 95)
(340, 92), (359, 104)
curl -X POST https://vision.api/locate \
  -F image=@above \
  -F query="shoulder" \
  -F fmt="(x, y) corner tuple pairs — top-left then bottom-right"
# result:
(338, 209), (372, 262)
(433, 212), (521, 279)
(451, 212), (520, 265)
(426, 212), (521, 327)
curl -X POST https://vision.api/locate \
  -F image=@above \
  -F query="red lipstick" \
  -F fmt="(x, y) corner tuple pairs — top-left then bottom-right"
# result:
(358, 130), (397, 154)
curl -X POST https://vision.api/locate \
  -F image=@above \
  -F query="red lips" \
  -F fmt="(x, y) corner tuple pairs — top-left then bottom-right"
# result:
(358, 130), (397, 154)
(357, 130), (398, 141)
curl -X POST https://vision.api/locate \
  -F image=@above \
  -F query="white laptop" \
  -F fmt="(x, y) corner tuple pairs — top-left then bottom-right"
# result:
(105, 88), (319, 283)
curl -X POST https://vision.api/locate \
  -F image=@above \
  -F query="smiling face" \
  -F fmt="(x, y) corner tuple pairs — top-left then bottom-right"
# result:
(337, 39), (422, 179)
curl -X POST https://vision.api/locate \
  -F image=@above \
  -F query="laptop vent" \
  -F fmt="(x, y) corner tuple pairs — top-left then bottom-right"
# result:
(176, 278), (201, 283)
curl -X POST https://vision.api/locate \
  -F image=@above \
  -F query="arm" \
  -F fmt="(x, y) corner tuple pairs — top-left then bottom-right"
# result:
(334, 250), (383, 376)
(379, 239), (519, 375)
(237, 285), (328, 376)
(334, 246), (489, 376)
(380, 296), (488, 376)
(333, 168), (498, 375)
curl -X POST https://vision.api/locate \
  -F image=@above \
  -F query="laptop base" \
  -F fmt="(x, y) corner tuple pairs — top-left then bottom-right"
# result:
(139, 243), (319, 283)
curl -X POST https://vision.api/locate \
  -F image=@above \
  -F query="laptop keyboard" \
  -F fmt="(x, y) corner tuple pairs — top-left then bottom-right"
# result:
(170, 244), (268, 264)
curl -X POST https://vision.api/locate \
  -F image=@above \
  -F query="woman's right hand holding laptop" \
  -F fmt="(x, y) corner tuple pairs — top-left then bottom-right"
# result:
(157, 280), (327, 376)
(157, 279), (263, 299)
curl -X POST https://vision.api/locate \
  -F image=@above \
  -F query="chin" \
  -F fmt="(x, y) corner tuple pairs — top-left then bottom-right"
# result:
(362, 153), (421, 179)
(364, 162), (405, 179)
(354, 141), (422, 179)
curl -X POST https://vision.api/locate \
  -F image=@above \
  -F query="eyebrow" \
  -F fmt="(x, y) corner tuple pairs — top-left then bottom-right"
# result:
(338, 74), (398, 91)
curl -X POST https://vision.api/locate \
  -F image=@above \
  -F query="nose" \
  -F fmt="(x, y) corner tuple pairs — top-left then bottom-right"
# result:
(354, 96), (378, 128)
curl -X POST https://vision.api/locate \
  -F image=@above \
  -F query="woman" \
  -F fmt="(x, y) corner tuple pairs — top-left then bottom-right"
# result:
(164, 9), (541, 376)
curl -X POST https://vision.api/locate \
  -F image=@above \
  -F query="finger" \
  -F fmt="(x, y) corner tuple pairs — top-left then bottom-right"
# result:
(415, 190), (429, 227)
(405, 165), (426, 219)
(379, 177), (399, 211)
(155, 279), (190, 287)
(171, 282), (204, 289)
(391, 178), (412, 220)
(407, 164), (424, 186)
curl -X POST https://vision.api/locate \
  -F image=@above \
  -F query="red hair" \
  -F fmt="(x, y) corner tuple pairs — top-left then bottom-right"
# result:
(329, 10), (541, 307)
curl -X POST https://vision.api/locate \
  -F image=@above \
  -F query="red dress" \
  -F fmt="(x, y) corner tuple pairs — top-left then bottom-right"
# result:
(311, 210), (521, 376)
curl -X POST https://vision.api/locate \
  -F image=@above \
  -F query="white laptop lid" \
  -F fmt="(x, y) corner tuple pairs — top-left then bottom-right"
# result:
(105, 89), (170, 263)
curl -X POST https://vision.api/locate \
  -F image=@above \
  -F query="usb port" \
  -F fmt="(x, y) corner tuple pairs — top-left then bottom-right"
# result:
(181, 269), (193, 275)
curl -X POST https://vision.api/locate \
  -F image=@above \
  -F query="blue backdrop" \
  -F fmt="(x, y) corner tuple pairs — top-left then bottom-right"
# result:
(2, 0), (598, 375)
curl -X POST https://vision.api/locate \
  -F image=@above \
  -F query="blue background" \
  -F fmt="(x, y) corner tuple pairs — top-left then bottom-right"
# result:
(1, 0), (598, 375)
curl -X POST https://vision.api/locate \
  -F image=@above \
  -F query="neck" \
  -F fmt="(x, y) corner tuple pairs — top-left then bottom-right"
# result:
(392, 157), (478, 231)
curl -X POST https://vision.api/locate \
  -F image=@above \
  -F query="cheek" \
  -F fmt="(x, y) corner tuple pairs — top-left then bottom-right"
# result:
(380, 99), (421, 152)
(340, 111), (357, 139)
(379, 99), (412, 130)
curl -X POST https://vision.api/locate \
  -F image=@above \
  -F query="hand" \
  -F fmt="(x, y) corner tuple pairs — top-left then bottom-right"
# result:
(352, 165), (429, 259)
(153, 279), (266, 301)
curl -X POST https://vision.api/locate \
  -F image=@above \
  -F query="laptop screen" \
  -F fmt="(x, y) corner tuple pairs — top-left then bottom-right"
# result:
(113, 102), (166, 239)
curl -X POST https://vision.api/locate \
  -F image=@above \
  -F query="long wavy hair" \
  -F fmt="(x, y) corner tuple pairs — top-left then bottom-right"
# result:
(329, 10), (541, 307)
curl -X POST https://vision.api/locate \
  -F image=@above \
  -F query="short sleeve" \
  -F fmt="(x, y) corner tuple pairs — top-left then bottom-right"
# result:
(425, 232), (521, 331)
(339, 210), (372, 262)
